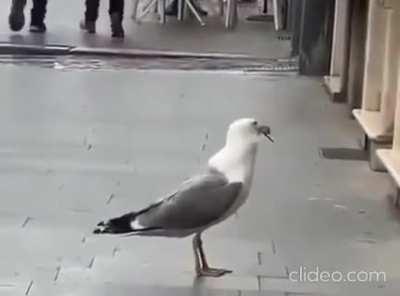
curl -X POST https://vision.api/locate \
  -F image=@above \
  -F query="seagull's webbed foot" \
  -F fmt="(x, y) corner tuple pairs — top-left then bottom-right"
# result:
(193, 233), (233, 278)
(196, 267), (232, 277)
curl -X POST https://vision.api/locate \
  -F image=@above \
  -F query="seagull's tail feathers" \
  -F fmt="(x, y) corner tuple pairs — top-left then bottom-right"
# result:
(93, 212), (138, 235)
(93, 205), (161, 235)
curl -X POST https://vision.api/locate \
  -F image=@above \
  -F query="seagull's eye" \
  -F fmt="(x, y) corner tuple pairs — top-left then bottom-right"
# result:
(252, 121), (258, 126)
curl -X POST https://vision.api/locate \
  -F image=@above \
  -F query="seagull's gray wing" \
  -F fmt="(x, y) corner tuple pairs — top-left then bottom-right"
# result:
(136, 172), (242, 230)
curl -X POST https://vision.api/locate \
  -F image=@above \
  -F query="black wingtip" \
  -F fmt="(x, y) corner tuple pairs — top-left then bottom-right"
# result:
(93, 213), (138, 235)
(93, 221), (106, 234)
(93, 229), (101, 234)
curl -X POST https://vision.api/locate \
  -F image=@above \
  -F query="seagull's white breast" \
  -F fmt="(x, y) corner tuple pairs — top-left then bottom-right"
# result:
(208, 143), (258, 216)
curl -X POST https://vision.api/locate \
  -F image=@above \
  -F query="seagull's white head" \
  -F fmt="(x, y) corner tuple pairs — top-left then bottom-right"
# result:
(226, 118), (274, 146)
(209, 118), (273, 183)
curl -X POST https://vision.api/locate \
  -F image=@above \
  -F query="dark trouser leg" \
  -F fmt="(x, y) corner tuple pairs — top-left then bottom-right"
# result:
(9, 0), (27, 31)
(85, 0), (100, 22)
(31, 0), (47, 25)
(109, 0), (124, 38)
(109, 0), (124, 18)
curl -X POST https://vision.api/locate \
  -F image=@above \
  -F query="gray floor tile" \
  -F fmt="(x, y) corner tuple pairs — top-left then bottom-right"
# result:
(0, 64), (398, 296)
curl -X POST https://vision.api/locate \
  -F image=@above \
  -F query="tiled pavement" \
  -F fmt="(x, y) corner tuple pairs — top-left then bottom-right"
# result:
(0, 64), (399, 295)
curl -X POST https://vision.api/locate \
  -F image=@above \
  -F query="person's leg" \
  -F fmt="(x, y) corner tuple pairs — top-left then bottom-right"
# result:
(109, 0), (124, 17)
(80, 0), (99, 33)
(30, 0), (47, 32)
(85, 0), (100, 22)
(9, 0), (27, 31)
(109, 0), (124, 38)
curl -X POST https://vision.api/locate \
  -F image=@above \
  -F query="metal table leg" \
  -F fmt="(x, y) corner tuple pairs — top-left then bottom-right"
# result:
(178, 0), (185, 20)
(246, 0), (274, 22)
(131, 0), (140, 20)
(225, 0), (237, 29)
(158, 0), (166, 23)
(185, 0), (206, 26)
(137, 0), (158, 20)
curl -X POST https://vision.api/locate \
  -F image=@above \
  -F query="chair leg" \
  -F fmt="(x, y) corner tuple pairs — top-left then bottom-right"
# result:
(138, 0), (158, 20)
(185, 0), (205, 26)
(158, 0), (166, 23)
(219, 0), (224, 17)
(225, 0), (237, 29)
(178, 0), (184, 20)
(225, 0), (231, 28)
(131, 0), (140, 20)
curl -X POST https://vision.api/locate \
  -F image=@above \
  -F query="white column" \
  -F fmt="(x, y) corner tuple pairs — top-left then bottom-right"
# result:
(393, 62), (400, 155)
(380, 4), (400, 134)
(329, 0), (350, 86)
(361, 0), (388, 111)
(375, 1), (400, 182)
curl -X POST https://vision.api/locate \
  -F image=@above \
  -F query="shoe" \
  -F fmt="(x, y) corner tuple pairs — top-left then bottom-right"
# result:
(29, 22), (46, 33)
(165, 0), (178, 16)
(111, 27), (124, 38)
(8, 0), (27, 31)
(110, 12), (124, 38)
(80, 19), (96, 34)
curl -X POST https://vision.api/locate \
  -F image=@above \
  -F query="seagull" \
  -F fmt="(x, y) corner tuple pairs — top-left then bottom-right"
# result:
(93, 118), (274, 277)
